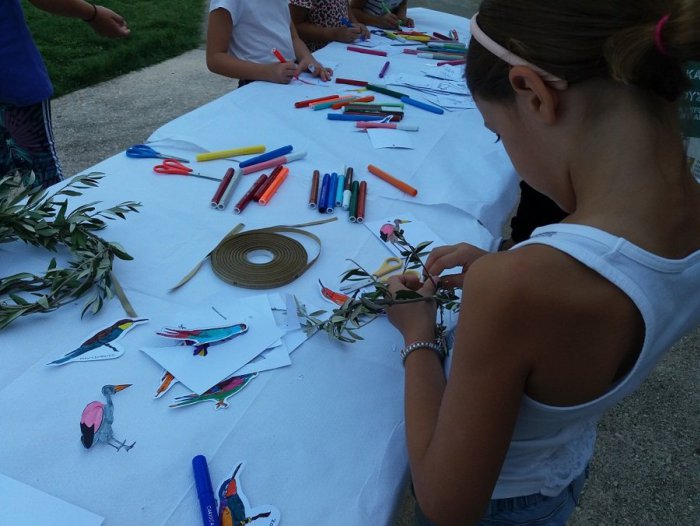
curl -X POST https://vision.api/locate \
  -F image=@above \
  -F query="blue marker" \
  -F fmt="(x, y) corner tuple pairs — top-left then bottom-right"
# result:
(339, 17), (354, 28)
(238, 145), (293, 168)
(318, 173), (331, 213)
(400, 96), (444, 115)
(192, 455), (219, 526)
(335, 174), (345, 206)
(327, 173), (339, 214)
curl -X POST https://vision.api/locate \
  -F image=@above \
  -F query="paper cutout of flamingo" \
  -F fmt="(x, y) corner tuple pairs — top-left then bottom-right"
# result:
(80, 384), (135, 452)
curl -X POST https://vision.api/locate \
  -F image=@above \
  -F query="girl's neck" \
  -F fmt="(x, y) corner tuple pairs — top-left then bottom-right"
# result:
(563, 86), (700, 257)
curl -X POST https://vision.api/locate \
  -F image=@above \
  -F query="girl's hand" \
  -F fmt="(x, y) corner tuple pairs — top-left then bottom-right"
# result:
(423, 243), (490, 288)
(379, 12), (401, 29)
(89, 6), (130, 38)
(333, 25), (362, 43)
(297, 57), (332, 81)
(267, 62), (297, 84)
(385, 273), (438, 344)
(356, 22), (371, 40)
(401, 17), (415, 28)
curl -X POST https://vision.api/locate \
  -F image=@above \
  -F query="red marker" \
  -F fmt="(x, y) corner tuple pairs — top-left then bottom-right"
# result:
(233, 174), (267, 214)
(272, 48), (286, 63)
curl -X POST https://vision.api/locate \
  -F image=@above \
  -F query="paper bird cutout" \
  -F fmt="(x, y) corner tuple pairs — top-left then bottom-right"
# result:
(218, 462), (280, 526)
(47, 318), (148, 366)
(169, 373), (257, 410)
(80, 384), (135, 452)
(157, 323), (248, 356)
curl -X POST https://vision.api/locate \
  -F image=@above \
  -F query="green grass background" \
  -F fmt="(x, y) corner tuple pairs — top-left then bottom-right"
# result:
(21, 0), (205, 97)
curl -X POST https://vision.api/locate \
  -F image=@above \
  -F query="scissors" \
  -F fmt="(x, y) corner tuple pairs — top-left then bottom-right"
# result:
(340, 256), (418, 293)
(153, 159), (221, 182)
(126, 144), (190, 163)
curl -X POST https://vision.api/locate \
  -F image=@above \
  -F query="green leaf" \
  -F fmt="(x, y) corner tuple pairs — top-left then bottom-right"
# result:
(395, 290), (423, 301)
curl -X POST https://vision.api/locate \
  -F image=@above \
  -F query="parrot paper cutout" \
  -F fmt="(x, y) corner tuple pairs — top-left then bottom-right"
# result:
(156, 323), (248, 356)
(47, 318), (148, 366)
(218, 462), (280, 526)
(169, 373), (257, 410)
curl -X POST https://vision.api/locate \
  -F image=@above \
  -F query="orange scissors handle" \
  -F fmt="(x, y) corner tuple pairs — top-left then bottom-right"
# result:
(153, 159), (191, 175)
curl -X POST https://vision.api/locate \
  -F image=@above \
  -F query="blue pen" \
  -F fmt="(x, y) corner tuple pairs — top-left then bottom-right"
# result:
(238, 145), (293, 168)
(400, 96), (445, 115)
(335, 174), (345, 206)
(327, 173), (338, 214)
(340, 17), (353, 28)
(318, 173), (330, 213)
(192, 455), (219, 526)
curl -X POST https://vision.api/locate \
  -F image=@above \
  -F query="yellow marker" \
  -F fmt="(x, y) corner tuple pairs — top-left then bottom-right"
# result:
(196, 145), (265, 162)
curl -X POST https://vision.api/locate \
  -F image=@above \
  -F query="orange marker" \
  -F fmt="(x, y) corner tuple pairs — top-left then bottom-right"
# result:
(258, 166), (289, 205)
(331, 95), (375, 110)
(367, 164), (417, 197)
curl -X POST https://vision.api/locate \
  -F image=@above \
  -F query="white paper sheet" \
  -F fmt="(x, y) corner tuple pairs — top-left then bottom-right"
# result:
(367, 128), (415, 149)
(0, 473), (104, 526)
(363, 213), (447, 261)
(140, 295), (283, 394)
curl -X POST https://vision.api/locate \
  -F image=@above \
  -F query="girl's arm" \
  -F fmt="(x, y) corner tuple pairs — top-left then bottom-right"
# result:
(386, 253), (538, 524)
(206, 8), (297, 84)
(290, 21), (332, 81)
(28, 0), (129, 37)
(350, 0), (400, 29)
(289, 5), (361, 44)
(396, 1), (414, 27)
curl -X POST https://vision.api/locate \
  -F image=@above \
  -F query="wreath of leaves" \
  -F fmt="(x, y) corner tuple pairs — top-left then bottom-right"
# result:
(296, 223), (460, 346)
(0, 172), (140, 330)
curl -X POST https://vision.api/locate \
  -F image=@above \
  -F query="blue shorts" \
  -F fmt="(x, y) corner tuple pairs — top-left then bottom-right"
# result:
(0, 99), (63, 188)
(415, 469), (587, 526)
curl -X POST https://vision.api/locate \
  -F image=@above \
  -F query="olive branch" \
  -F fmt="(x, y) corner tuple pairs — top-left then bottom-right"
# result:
(297, 220), (460, 345)
(0, 172), (141, 330)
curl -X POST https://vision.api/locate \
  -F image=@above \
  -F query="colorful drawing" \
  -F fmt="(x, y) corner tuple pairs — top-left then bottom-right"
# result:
(80, 384), (135, 452)
(156, 323), (248, 356)
(46, 318), (148, 366)
(319, 280), (350, 306)
(379, 219), (410, 242)
(218, 462), (280, 526)
(169, 373), (257, 410)
(154, 370), (177, 399)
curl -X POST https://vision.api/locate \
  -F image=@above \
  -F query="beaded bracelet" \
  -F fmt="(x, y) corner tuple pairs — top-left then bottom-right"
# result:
(83, 3), (98, 23)
(400, 340), (445, 365)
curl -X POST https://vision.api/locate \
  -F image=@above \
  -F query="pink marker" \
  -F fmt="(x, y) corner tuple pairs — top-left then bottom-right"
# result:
(241, 152), (307, 175)
(347, 46), (388, 57)
(356, 122), (419, 131)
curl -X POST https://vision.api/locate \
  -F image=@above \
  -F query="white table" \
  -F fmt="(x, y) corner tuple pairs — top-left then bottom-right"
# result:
(0, 9), (518, 525)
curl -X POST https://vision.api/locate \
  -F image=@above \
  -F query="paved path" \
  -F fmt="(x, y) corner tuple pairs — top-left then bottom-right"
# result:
(51, 2), (699, 524)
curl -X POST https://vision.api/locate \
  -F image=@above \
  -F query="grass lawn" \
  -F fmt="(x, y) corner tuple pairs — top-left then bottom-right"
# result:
(21, 0), (206, 97)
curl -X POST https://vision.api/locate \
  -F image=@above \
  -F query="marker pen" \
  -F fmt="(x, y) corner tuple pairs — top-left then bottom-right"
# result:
(192, 455), (219, 526)
(318, 173), (330, 213)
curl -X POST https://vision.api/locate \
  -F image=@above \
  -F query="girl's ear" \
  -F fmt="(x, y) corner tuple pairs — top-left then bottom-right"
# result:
(508, 66), (560, 125)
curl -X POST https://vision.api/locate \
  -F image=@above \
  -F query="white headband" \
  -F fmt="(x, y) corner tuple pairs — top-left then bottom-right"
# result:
(469, 13), (568, 90)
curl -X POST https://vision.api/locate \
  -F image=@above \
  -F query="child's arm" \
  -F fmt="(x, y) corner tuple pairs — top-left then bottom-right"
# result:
(395, 1), (414, 28)
(290, 21), (332, 81)
(350, 0), (401, 29)
(289, 4), (365, 44)
(206, 8), (297, 84)
(28, 0), (129, 37)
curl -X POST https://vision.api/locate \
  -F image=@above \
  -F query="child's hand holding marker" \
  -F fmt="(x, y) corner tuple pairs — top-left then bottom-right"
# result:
(297, 57), (333, 81)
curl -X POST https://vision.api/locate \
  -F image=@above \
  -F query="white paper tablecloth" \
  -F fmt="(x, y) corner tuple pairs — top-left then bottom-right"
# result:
(0, 9), (518, 525)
